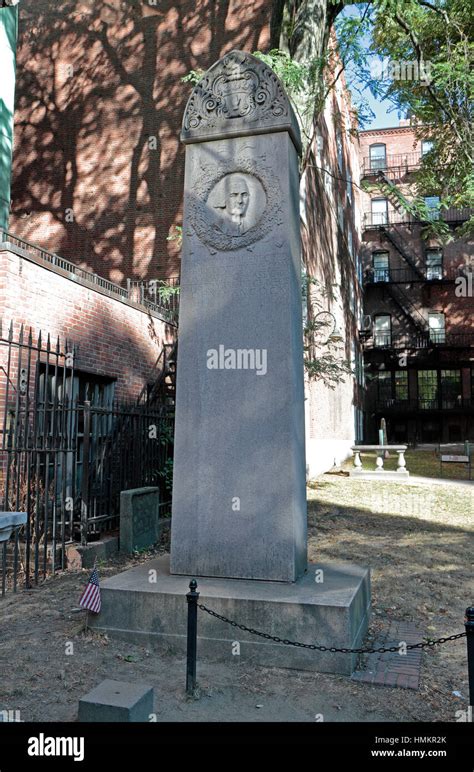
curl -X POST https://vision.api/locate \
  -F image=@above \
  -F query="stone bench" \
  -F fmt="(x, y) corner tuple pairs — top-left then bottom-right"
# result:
(350, 445), (410, 479)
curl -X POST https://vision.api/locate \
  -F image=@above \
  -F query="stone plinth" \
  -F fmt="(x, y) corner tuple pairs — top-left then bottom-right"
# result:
(78, 680), (153, 722)
(88, 555), (371, 676)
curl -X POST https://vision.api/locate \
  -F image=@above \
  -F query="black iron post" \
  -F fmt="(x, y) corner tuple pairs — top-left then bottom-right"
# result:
(186, 579), (199, 695)
(465, 607), (474, 708)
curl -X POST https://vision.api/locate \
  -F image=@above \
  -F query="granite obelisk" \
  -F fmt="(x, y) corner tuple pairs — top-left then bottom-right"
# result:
(170, 51), (307, 582)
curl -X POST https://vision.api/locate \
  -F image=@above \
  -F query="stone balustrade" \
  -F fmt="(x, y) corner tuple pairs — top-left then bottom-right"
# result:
(350, 445), (410, 479)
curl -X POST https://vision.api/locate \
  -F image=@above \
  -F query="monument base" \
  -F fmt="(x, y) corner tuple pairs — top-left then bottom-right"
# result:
(88, 555), (371, 675)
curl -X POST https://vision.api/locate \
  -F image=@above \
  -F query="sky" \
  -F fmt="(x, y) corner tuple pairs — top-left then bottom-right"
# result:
(338, 4), (405, 130)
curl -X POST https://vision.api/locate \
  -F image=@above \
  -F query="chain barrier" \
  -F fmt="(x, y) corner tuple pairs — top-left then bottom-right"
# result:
(198, 603), (467, 655)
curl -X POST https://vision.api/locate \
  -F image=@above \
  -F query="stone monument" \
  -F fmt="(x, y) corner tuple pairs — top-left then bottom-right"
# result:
(90, 52), (371, 675)
(170, 49), (307, 582)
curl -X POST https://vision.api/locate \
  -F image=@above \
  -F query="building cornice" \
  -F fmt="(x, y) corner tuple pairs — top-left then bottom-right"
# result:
(358, 126), (417, 137)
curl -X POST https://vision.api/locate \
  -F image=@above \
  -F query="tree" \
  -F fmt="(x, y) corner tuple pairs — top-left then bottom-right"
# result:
(269, 1), (473, 236)
(335, 0), (473, 237)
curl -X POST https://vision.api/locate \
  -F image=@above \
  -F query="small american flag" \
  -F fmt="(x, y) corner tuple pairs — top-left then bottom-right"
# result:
(79, 567), (101, 614)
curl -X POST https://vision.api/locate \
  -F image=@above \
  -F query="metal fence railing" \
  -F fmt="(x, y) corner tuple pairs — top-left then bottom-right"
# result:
(0, 230), (180, 325)
(0, 323), (174, 595)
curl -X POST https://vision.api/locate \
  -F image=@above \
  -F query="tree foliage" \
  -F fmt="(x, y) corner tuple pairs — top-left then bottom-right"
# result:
(335, 0), (473, 236)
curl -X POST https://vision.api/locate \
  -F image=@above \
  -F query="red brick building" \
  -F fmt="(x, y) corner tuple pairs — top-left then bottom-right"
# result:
(358, 122), (474, 444)
(9, 0), (276, 282)
(3, 1), (364, 479)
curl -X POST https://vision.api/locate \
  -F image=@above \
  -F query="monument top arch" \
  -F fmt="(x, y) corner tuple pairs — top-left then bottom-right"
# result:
(181, 50), (302, 154)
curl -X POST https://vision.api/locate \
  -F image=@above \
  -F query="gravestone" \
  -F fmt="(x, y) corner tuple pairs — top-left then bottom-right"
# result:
(120, 486), (160, 554)
(170, 50), (307, 582)
(89, 53), (371, 675)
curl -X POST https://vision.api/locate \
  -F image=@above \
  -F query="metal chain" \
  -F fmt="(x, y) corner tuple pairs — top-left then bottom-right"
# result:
(198, 603), (467, 654)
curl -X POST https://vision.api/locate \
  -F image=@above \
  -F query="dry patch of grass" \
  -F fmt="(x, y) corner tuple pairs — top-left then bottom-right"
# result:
(307, 475), (473, 720)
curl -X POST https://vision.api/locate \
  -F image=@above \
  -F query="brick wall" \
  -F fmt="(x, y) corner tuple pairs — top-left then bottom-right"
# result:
(302, 75), (365, 475)
(0, 246), (176, 403)
(10, 0), (273, 283)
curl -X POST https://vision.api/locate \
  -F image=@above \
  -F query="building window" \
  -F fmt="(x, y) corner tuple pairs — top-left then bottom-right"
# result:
(347, 228), (353, 259)
(371, 198), (388, 225)
(369, 143), (387, 171)
(395, 370), (409, 401)
(421, 139), (434, 156)
(418, 370), (438, 410)
(424, 195), (441, 220)
(315, 133), (323, 164)
(373, 251), (390, 282)
(428, 312), (446, 343)
(323, 167), (333, 200)
(440, 370), (462, 409)
(346, 171), (352, 204)
(377, 371), (392, 402)
(336, 127), (344, 172)
(38, 364), (115, 411)
(337, 201), (344, 232)
(357, 252), (363, 286)
(374, 314), (391, 347)
(426, 248), (443, 280)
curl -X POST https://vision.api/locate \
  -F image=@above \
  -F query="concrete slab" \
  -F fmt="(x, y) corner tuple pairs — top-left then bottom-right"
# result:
(88, 555), (371, 675)
(78, 679), (153, 722)
(350, 470), (410, 480)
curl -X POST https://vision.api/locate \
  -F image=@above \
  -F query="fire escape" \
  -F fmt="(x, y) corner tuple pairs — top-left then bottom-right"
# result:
(371, 171), (428, 343)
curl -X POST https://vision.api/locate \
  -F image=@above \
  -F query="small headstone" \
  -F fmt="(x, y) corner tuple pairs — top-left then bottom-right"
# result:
(120, 487), (160, 554)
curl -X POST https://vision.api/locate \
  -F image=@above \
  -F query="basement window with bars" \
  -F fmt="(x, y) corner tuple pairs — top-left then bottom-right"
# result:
(37, 364), (115, 436)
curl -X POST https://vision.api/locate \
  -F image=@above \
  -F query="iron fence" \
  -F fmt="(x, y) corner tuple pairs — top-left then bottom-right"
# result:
(0, 322), (174, 594)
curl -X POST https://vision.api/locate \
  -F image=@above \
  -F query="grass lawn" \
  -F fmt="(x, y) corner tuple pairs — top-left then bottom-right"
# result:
(341, 449), (473, 481)
(307, 474), (473, 720)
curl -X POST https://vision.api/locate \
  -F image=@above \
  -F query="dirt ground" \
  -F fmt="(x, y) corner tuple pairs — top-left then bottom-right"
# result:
(0, 475), (472, 723)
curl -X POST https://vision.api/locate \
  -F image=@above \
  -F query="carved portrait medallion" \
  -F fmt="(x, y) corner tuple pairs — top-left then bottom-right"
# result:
(188, 156), (282, 251)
